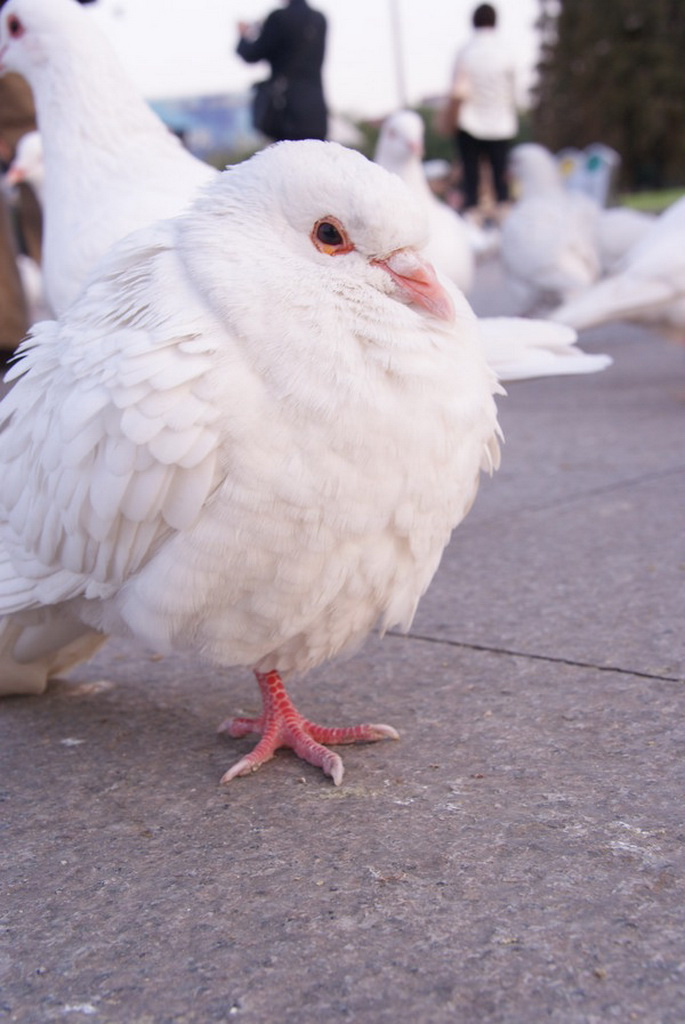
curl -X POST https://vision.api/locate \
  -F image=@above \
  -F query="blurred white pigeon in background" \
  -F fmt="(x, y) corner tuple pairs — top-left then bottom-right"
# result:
(550, 196), (685, 332)
(594, 205), (656, 275)
(552, 144), (654, 274)
(4, 128), (44, 204)
(0, 141), (503, 786)
(15, 251), (49, 324)
(1, 132), (48, 324)
(374, 110), (475, 294)
(0, 0), (217, 316)
(500, 143), (602, 313)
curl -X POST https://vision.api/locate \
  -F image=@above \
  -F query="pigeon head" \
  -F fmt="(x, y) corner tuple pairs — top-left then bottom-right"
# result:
(183, 140), (456, 325)
(0, 0), (55, 75)
(0, 0), (106, 80)
(374, 110), (426, 174)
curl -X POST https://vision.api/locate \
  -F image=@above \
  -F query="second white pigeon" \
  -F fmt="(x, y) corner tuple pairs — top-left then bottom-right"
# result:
(0, 0), (217, 315)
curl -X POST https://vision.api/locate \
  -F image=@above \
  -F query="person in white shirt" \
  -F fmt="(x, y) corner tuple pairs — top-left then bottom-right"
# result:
(448, 4), (518, 218)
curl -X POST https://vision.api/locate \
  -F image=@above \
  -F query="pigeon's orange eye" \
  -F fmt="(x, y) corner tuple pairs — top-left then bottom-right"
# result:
(311, 217), (353, 255)
(7, 14), (24, 37)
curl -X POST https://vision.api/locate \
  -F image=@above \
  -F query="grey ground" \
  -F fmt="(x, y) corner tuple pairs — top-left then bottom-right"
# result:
(2, 259), (685, 1024)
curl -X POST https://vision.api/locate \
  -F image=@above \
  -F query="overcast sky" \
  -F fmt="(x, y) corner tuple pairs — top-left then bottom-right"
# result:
(90, 0), (542, 119)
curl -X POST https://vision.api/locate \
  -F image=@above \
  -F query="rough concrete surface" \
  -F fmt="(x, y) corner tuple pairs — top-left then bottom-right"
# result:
(2, 260), (685, 1024)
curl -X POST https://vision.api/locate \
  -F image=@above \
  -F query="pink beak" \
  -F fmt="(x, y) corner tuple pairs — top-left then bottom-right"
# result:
(375, 249), (455, 323)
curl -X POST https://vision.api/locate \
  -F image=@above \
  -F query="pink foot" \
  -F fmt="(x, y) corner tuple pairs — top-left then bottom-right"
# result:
(218, 670), (399, 786)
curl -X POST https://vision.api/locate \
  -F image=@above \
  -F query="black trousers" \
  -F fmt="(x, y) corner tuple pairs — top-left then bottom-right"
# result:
(456, 129), (511, 209)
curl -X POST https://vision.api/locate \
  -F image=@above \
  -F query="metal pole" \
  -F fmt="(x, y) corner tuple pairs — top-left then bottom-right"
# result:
(389, 0), (408, 108)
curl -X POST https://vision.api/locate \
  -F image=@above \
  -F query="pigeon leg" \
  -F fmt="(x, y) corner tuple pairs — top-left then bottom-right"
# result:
(218, 669), (399, 786)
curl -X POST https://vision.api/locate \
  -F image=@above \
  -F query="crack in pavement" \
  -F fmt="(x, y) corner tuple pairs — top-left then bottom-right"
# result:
(387, 628), (684, 684)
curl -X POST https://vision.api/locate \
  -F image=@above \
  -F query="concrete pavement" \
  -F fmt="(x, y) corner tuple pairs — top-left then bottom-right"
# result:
(2, 265), (685, 1023)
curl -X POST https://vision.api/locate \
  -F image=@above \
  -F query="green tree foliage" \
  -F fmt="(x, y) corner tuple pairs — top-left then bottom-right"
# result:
(532, 0), (685, 189)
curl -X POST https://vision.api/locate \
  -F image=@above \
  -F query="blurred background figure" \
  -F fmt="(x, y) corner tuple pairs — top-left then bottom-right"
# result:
(6, 129), (45, 205)
(0, 72), (40, 355)
(236, 0), (328, 142)
(0, 0), (95, 356)
(499, 142), (602, 315)
(441, 3), (518, 225)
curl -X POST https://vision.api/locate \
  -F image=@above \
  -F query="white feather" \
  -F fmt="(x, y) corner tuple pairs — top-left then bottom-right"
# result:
(479, 318), (612, 380)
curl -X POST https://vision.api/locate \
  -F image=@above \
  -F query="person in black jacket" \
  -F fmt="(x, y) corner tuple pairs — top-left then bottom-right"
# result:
(237, 0), (328, 142)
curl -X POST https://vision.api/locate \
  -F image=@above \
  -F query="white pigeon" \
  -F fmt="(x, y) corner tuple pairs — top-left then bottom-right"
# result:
(4, 128), (44, 204)
(0, 140), (503, 787)
(500, 143), (602, 313)
(550, 196), (685, 332)
(374, 110), (475, 294)
(16, 252), (50, 325)
(0, 0), (217, 316)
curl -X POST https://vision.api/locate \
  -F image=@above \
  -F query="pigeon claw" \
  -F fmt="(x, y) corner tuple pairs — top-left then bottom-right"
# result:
(218, 669), (399, 786)
(218, 727), (345, 786)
